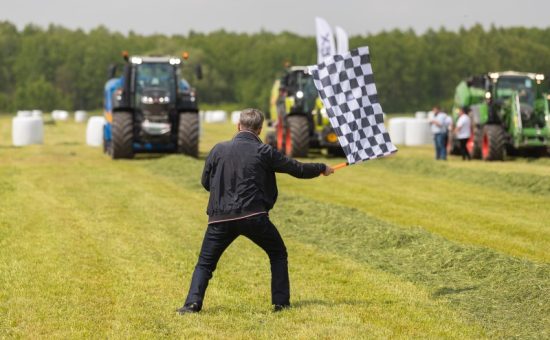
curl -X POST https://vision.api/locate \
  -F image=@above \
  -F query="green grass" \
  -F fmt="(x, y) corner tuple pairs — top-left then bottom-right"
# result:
(1, 116), (548, 338)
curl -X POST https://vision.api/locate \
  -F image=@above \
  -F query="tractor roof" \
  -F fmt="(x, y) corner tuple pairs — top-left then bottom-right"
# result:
(488, 71), (541, 79)
(289, 66), (309, 72)
(130, 56), (181, 65)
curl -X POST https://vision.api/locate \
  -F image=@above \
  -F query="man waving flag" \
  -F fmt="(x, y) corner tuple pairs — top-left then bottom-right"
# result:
(308, 46), (397, 166)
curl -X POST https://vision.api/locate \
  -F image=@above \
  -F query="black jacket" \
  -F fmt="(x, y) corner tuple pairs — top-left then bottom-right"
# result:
(202, 131), (326, 223)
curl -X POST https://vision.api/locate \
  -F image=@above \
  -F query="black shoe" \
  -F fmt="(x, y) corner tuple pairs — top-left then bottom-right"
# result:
(177, 302), (201, 315)
(273, 304), (290, 312)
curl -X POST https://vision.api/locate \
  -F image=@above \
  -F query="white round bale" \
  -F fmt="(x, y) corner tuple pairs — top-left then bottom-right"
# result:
(231, 111), (241, 124)
(52, 110), (69, 121)
(12, 116), (44, 146)
(388, 118), (409, 145)
(17, 110), (32, 117)
(415, 111), (427, 119)
(405, 118), (432, 146)
(86, 116), (105, 147)
(204, 110), (227, 123)
(32, 110), (43, 117)
(75, 110), (88, 123)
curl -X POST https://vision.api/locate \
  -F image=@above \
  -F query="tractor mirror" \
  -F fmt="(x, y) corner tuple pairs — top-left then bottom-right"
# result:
(108, 64), (117, 79)
(195, 64), (203, 80)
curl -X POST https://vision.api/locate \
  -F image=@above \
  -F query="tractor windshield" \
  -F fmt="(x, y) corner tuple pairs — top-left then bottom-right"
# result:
(135, 63), (177, 103)
(496, 76), (535, 106)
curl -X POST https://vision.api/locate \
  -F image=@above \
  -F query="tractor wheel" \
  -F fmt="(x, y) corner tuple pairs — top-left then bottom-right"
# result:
(111, 112), (134, 159)
(471, 126), (483, 160)
(481, 125), (506, 161)
(178, 113), (199, 157)
(285, 115), (310, 157)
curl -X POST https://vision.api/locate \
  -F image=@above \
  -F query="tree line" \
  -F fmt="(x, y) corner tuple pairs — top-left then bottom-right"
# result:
(0, 21), (549, 114)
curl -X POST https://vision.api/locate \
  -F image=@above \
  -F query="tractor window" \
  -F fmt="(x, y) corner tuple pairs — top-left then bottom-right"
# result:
(496, 77), (535, 106)
(286, 71), (314, 96)
(135, 63), (176, 102)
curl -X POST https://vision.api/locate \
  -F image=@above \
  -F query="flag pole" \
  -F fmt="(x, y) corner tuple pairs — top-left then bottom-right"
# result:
(332, 162), (348, 170)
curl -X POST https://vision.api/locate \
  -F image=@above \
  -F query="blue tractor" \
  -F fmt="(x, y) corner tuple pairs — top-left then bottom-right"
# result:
(103, 53), (202, 159)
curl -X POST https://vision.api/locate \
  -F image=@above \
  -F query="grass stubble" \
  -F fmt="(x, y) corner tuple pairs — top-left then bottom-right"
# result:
(0, 116), (549, 338)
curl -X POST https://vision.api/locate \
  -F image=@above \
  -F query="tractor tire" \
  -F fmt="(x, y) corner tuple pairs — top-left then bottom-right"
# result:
(111, 112), (134, 159)
(482, 125), (506, 161)
(285, 115), (310, 157)
(472, 126), (483, 160)
(178, 113), (199, 157)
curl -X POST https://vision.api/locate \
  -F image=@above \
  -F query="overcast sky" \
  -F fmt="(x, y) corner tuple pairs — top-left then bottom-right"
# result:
(2, 0), (549, 36)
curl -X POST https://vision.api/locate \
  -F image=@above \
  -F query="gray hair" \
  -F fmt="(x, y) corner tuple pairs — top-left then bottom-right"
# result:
(239, 108), (264, 132)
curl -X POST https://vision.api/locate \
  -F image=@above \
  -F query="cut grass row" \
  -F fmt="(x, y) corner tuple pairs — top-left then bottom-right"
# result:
(146, 155), (550, 338)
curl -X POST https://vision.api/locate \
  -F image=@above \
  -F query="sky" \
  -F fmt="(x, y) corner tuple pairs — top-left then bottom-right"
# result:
(1, 0), (549, 36)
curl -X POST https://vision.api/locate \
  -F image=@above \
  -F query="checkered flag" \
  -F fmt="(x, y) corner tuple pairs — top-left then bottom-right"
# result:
(308, 46), (397, 165)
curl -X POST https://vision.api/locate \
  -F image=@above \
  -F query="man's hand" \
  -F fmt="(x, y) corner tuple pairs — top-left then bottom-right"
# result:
(322, 165), (334, 176)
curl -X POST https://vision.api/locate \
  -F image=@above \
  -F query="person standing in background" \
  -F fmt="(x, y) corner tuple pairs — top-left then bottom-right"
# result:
(455, 107), (472, 160)
(430, 106), (451, 160)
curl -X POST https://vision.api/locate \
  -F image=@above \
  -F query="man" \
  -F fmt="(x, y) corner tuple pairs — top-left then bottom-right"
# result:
(429, 106), (451, 160)
(177, 108), (334, 314)
(455, 106), (472, 160)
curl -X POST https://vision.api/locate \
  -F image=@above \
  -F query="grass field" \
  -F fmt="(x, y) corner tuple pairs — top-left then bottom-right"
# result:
(0, 114), (549, 338)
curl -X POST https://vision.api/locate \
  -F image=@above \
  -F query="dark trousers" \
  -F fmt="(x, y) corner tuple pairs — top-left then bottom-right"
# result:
(459, 138), (471, 160)
(434, 133), (448, 160)
(184, 214), (289, 308)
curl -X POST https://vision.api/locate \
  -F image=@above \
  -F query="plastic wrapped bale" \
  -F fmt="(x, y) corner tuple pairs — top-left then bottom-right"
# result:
(52, 110), (69, 121)
(205, 110), (227, 123)
(231, 111), (241, 124)
(415, 111), (427, 119)
(32, 110), (43, 118)
(74, 110), (88, 123)
(17, 110), (32, 117)
(12, 116), (44, 146)
(388, 118), (410, 145)
(405, 118), (432, 146)
(86, 116), (105, 147)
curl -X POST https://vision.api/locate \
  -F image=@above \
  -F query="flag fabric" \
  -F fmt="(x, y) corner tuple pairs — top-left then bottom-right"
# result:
(334, 26), (349, 55)
(308, 46), (397, 165)
(315, 17), (336, 64)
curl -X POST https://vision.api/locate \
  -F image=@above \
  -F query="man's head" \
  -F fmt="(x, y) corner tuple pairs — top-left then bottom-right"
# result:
(238, 108), (264, 135)
(432, 106), (441, 114)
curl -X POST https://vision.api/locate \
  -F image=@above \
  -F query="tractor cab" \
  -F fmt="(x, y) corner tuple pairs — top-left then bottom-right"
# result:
(265, 65), (341, 157)
(279, 67), (317, 115)
(488, 72), (547, 130)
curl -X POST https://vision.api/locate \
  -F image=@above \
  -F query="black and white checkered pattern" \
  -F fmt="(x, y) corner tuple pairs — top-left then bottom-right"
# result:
(308, 46), (397, 165)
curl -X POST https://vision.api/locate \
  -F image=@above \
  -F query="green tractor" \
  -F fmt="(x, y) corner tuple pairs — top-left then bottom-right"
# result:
(452, 71), (550, 160)
(265, 66), (341, 157)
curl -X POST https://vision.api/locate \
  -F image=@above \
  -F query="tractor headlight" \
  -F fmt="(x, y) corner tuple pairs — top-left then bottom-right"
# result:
(320, 107), (328, 117)
(141, 96), (154, 104)
(296, 91), (304, 99)
(485, 92), (491, 99)
(158, 96), (170, 103)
